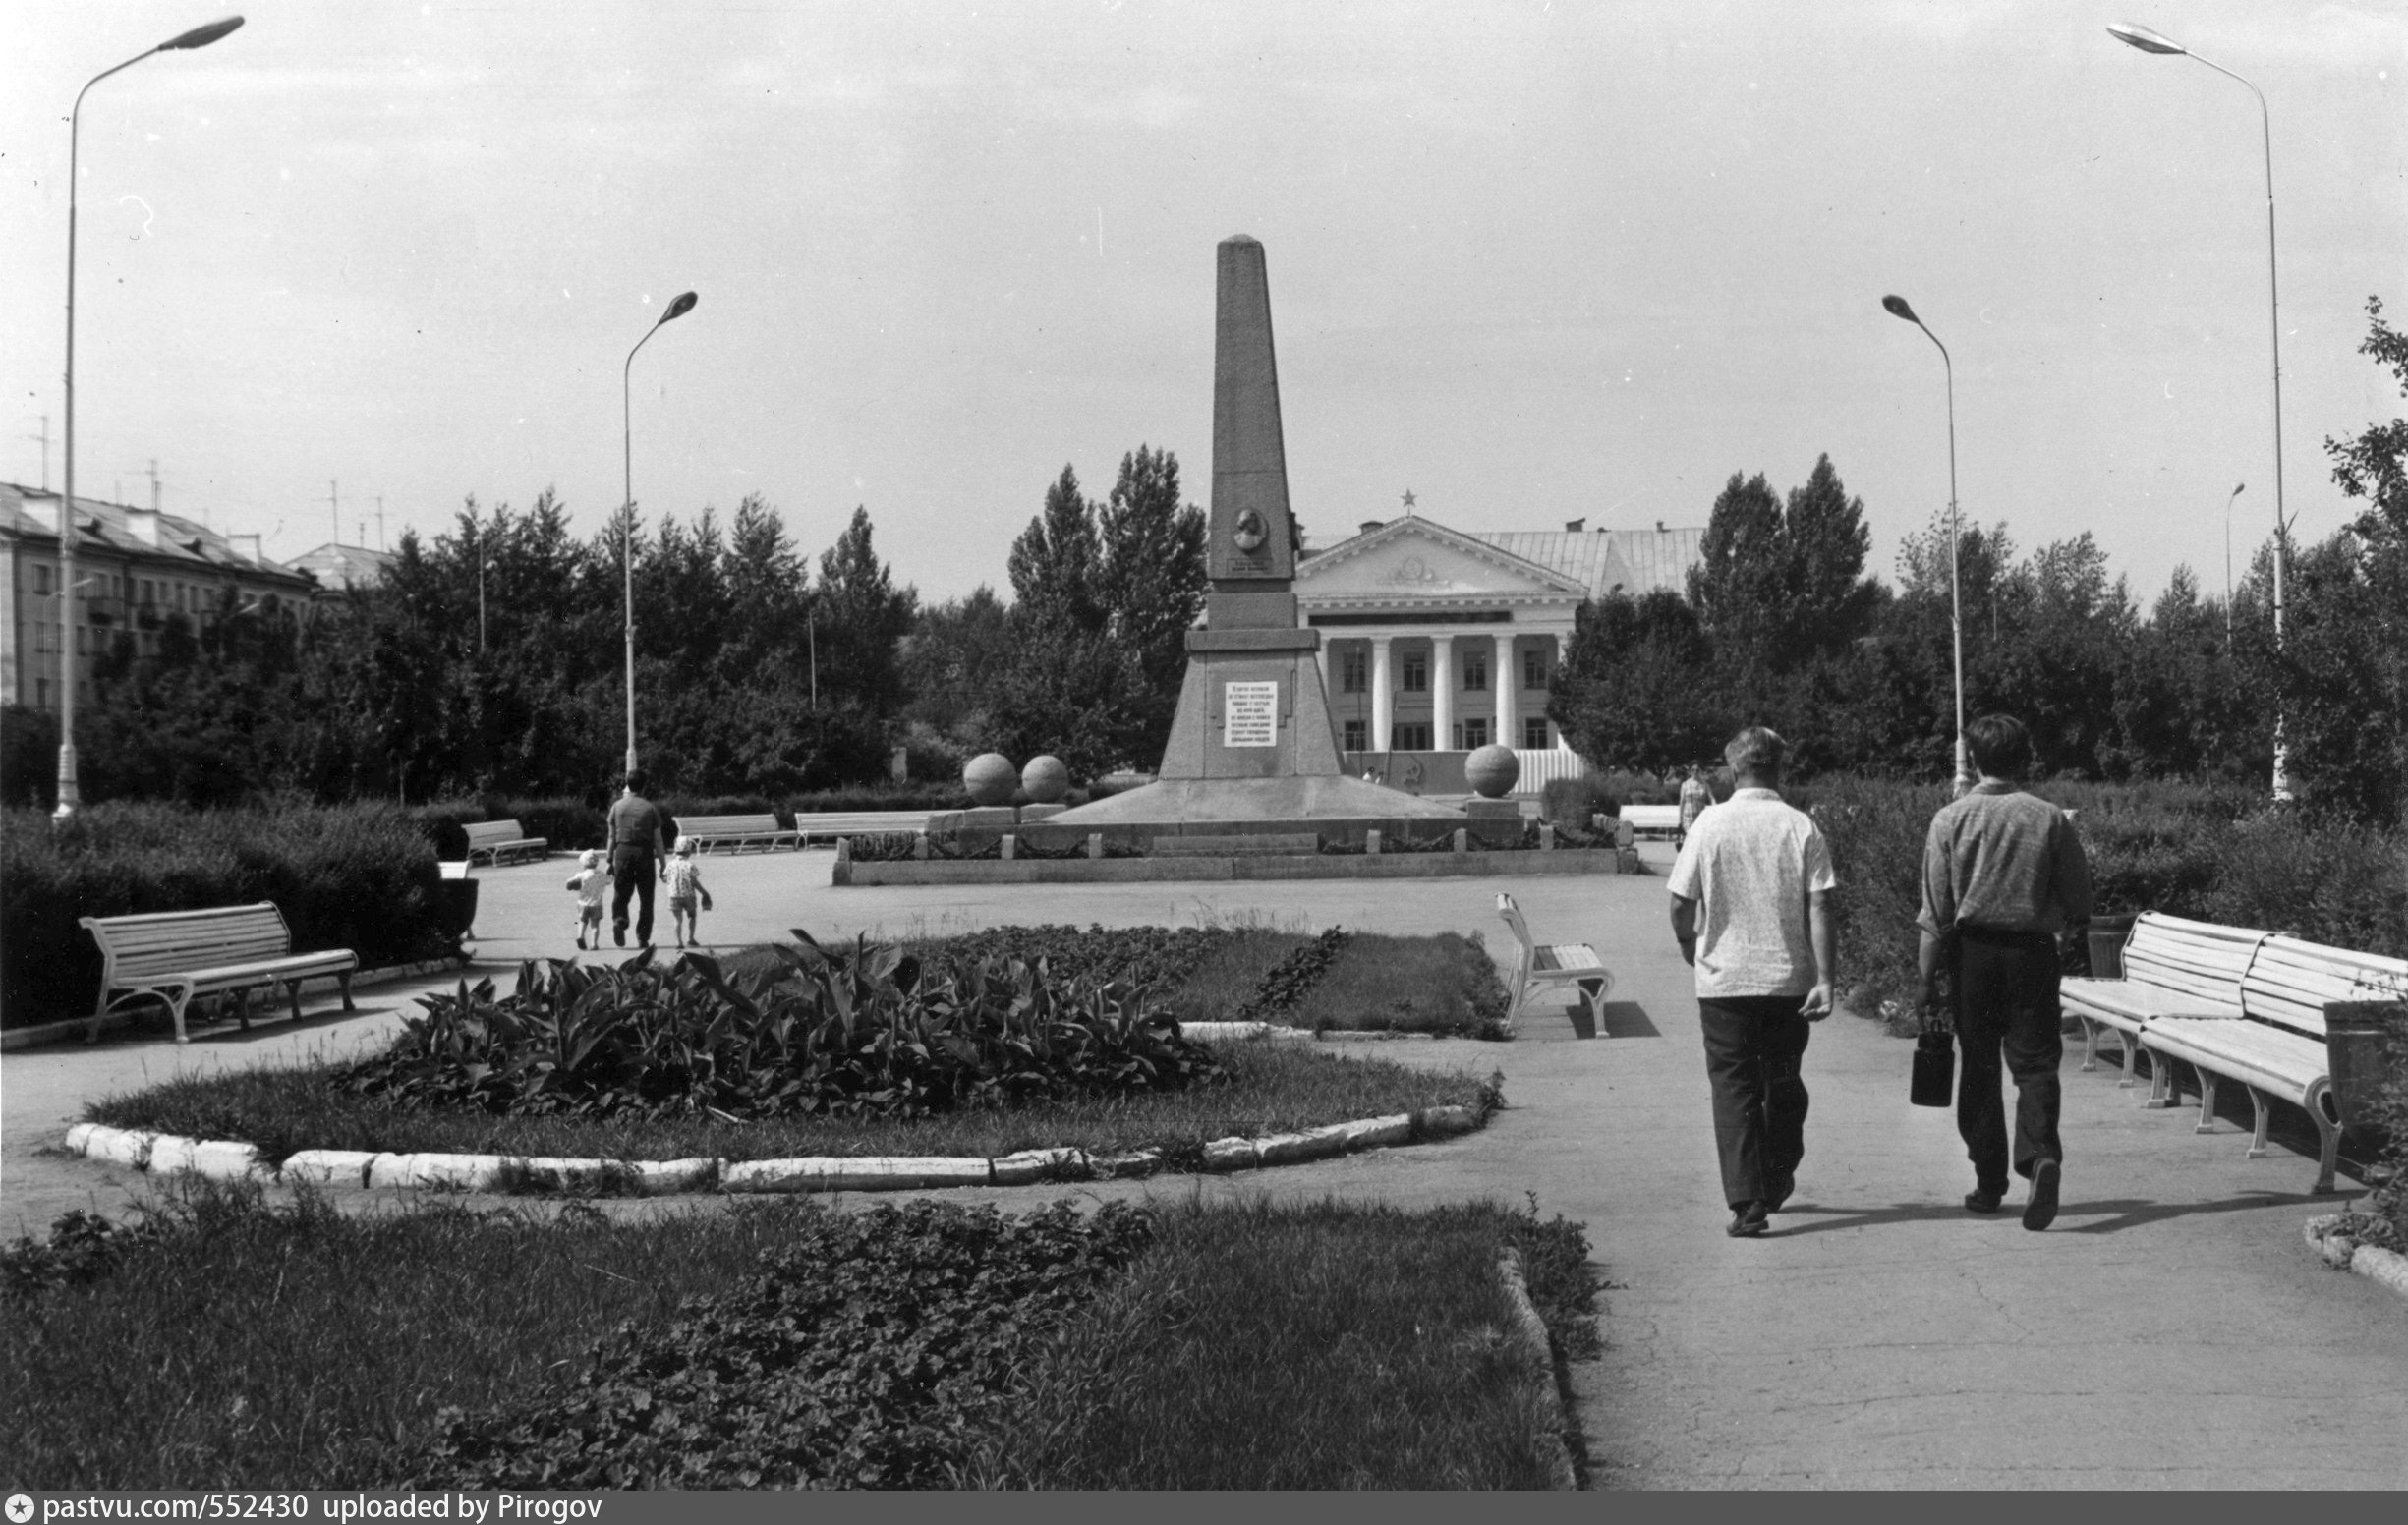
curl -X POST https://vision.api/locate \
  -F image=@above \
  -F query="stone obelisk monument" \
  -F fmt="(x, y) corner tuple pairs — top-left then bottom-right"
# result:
(1052, 236), (1463, 830)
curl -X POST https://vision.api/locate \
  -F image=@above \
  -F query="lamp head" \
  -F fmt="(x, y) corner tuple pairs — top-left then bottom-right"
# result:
(161, 16), (245, 50)
(659, 291), (699, 324)
(2231, 482), (2246, 496)
(2106, 23), (2186, 56)
(1881, 295), (1920, 324)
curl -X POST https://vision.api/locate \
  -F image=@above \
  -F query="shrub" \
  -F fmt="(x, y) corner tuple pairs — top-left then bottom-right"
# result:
(1538, 775), (1596, 826)
(1, 802), (452, 1030)
(402, 1198), (1157, 1490)
(337, 933), (1227, 1123)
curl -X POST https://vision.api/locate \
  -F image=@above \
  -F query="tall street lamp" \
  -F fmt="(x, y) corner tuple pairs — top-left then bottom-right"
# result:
(55, 14), (245, 823)
(619, 290), (698, 775)
(1881, 294), (1975, 797)
(2108, 21), (2291, 800)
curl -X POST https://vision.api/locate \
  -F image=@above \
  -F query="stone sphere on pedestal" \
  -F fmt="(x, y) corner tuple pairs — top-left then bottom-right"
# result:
(1021, 754), (1070, 804)
(963, 753), (1018, 807)
(1464, 743), (1520, 799)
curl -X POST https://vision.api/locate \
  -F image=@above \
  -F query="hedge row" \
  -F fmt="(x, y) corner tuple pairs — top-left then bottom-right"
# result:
(407, 785), (1068, 859)
(1799, 775), (2408, 1016)
(3, 804), (453, 1030)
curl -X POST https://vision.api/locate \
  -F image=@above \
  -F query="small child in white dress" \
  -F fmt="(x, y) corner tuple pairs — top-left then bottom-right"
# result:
(565, 849), (610, 950)
(664, 837), (714, 949)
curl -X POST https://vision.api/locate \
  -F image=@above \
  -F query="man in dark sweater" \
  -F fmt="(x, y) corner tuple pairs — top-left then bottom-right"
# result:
(1919, 714), (2095, 1230)
(606, 768), (669, 949)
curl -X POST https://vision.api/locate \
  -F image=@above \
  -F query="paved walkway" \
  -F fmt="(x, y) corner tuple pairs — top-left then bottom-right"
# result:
(6, 844), (2405, 1488)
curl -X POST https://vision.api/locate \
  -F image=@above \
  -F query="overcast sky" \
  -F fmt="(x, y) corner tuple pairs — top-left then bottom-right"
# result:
(5, 1), (2401, 605)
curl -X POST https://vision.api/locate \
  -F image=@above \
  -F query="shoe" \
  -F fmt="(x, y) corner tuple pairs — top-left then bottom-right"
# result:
(2023, 1159), (2060, 1231)
(1964, 1187), (2004, 1214)
(1765, 1171), (1796, 1213)
(1726, 1202), (1769, 1238)
(612, 922), (627, 948)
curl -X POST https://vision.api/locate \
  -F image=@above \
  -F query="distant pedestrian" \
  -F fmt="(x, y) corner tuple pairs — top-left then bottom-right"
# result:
(1678, 764), (1713, 846)
(605, 768), (669, 948)
(664, 837), (715, 949)
(564, 849), (610, 950)
(1919, 713), (2094, 1230)
(1667, 727), (1837, 1238)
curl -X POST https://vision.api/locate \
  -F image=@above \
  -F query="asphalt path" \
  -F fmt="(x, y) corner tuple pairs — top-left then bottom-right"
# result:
(5, 842), (2404, 1488)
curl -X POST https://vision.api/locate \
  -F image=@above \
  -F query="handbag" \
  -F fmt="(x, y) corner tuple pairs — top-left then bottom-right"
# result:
(1909, 926), (1960, 1109)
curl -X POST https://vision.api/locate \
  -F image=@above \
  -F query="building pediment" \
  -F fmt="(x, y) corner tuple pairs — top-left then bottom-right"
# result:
(1294, 518), (1586, 603)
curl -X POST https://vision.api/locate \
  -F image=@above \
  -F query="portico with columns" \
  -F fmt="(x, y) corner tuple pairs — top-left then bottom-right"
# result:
(1294, 516), (1587, 771)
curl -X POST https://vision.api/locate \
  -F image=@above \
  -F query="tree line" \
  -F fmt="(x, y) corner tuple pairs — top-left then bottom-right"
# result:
(1549, 298), (2407, 824)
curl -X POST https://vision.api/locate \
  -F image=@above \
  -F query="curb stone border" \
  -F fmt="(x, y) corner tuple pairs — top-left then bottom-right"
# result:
(61, 1105), (1483, 1197)
(1498, 1246), (1579, 1490)
(2303, 1214), (2408, 1303)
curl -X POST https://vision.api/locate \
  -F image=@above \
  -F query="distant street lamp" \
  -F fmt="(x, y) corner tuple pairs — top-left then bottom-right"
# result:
(1881, 294), (1975, 797)
(2108, 21), (2291, 800)
(54, 14), (245, 823)
(2223, 481), (2245, 650)
(620, 291), (698, 775)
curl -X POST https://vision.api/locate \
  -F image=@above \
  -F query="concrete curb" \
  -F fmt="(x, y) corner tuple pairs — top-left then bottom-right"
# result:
(60, 1105), (1485, 1198)
(1175, 1020), (1467, 1044)
(836, 848), (1625, 887)
(2, 956), (471, 1052)
(1498, 1246), (1579, 1490)
(2303, 1214), (2408, 1303)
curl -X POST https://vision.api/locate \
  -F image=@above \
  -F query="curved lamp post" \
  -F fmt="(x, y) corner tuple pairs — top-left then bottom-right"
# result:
(619, 290), (698, 775)
(1881, 294), (1975, 797)
(2108, 21), (2291, 800)
(55, 15), (245, 823)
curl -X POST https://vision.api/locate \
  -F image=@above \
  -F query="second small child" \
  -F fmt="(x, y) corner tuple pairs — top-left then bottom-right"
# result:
(664, 837), (715, 949)
(564, 849), (611, 950)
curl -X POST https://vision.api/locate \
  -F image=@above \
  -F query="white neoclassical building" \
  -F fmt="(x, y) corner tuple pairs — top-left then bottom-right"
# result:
(1294, 510), (1702, 787)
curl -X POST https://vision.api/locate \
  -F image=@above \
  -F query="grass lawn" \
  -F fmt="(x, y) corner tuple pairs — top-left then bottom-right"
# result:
(0, 1189), (1596, 1489)
(85, 1042), (1497, 1167)
(1159, 929), (1315, 1024)
(1284, 932), (1514, 1038)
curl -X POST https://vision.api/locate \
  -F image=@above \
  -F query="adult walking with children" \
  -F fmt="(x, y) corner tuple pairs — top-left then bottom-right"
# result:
(1667, 726), (1838, 1238)
(606, 768), (669, 948)
(1919, 713), (2095, 1231)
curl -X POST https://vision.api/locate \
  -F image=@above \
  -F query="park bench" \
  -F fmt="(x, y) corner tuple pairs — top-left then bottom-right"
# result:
(463, 819), (548, 867)
(677, 813), (801, 854)
(1495, 891), (1613, 1035)
(2063, 911), (2408, 1193)
(79, 902), (358, 1045)
(793, 810), (930, 844)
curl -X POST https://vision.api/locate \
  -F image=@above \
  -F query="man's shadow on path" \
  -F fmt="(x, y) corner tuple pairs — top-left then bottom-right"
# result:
(1766, 1188), (2329, 1238)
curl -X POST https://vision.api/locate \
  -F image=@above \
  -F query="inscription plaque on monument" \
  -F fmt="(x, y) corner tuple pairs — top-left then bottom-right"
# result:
(1224, 681), (1278, 747)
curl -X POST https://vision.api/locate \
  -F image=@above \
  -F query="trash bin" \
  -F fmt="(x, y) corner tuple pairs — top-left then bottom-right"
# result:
(2324, 1002), (2403, 1139)
(2087, 913), (2138, 980)
(434, 876), (480, 949)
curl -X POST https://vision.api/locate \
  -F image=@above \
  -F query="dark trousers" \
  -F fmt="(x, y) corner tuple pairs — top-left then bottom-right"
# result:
(1698, 996), (1811, 1209)
(610, 848), (658, 946)
(1955, 929), (2064, 1194)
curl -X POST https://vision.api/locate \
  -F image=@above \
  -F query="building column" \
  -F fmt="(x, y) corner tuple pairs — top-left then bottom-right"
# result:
(1430, 633), (1455, 752)
(1494, 633), (1516, 752)
(1370, 636), (1393, 752)
(1314, 638), (1332, 700)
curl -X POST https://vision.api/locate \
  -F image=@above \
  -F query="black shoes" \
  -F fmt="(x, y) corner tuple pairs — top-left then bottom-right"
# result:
(1965, 1186), (2005, 1214)
(612, 922), (627, 948)
(2023, 1159), (2061, 1231)
(1727, 1202), (1769, 1238)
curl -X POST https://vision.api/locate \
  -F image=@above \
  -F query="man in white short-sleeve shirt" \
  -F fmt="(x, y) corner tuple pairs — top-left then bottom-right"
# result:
(1667, 726), (1837, 1238)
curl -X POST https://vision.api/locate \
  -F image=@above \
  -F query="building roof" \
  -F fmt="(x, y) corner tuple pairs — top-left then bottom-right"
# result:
(0, 481), (316, 592)
(291, 542), (398, 590)
(1301, 519), (1702, 600)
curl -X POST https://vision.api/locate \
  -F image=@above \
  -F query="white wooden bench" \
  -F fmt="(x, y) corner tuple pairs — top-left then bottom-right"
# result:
(792, 810), (932, 844)
(2063, 911), (2408, 1193)
(79, 902), (358, 1045)
(676, 813), (800, 853)
(463, 819), (547, 866)
(1496, 891), (1613, 1035)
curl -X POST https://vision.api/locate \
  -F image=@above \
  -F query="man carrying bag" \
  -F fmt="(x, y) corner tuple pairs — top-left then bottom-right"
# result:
(1917, 714), (2095, 1230)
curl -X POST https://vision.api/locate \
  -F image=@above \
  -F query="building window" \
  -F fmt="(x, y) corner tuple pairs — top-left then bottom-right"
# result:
(1463, 651), (1487, 692)
(35, 679), (49, 709)
(1524, 718), (1551, 750)
(1459, 717), (1489, 749)
(33, 566), (50, 595)
(1343, 719), (1367, 752)
(1401, 652), (1427, 693)
(1391, 721), (1433, 751)
(1523, 648), (1549, 690)
(1341, 650), (1365, 694)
